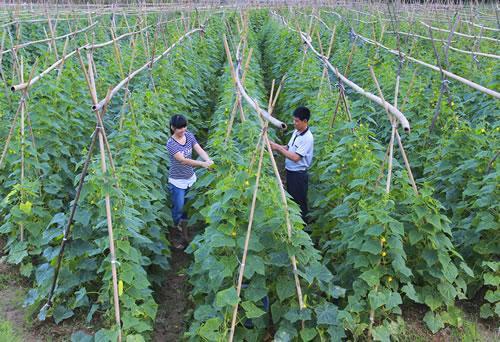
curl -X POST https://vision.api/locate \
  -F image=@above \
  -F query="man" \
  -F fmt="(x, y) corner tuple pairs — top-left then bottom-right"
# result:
(270, 106), (313, 223)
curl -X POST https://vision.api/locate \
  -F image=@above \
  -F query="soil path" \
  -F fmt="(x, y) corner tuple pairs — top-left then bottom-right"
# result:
(0, 261), (38, 342)
(153, 248), (192, 341)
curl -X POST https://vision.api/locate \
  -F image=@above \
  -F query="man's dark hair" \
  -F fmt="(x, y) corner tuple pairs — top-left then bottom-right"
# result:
(293, 106), (310, 121)
(170, 114), (187, 134)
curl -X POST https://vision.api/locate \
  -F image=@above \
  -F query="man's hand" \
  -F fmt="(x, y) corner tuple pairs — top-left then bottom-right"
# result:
(269, 141), (283, 152)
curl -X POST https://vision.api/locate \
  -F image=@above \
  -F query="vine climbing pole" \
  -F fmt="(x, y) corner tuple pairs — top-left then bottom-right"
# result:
(80, 49), (123, 342)
(222, 17), (307, 340)
(36, 17), (203, 339)
(0, 50), (40, 243)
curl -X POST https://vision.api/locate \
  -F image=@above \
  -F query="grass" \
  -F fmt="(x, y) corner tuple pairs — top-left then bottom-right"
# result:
(0, 321), (21, 342)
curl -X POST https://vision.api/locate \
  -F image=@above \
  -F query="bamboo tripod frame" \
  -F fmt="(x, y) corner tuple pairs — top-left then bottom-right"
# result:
(33, 13), (201, 341)
(222, 18), (305, 340)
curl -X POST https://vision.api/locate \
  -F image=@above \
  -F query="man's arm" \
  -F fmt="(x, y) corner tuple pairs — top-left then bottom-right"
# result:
(269, 141), (302, 162)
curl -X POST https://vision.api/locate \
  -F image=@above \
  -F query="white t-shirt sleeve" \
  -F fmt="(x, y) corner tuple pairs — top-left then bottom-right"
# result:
(295, 137), (312, 157)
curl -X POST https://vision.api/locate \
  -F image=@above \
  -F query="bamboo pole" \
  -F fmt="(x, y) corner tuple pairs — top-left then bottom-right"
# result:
(224, 35), (286, 129)
(263, 132), (305, 311)
(274, 12), (411, 131)
(317, 25), (336, 99)
(348, 25), (500, 99)
(1, 21), (98, 56)
(228, 128), (266, 342)
(369, 66), (419, 195)
(43, 127), (98, 310)
(420, 20), (500, 42)
(225, 47), (253, 143)
(85, 52), (122, 342)
(328, 38), (357, 130)
(0, 99), (23, 169)
(19, 57), (25, 241)
(93, 27), (203, 111)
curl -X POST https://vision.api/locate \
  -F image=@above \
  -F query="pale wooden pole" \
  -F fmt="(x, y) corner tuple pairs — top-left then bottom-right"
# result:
(228, 127), (266, 342)
(19, 56), (25, 241)
(84, 51), (122, 342)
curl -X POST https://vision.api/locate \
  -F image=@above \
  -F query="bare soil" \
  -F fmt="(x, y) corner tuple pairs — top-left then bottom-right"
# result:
(152, 248), (192, 342)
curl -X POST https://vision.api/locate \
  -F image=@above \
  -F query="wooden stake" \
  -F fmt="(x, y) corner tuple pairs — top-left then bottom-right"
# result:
(264, 132), (305, 311)
(86, 52), (122, 342)
(19, 57), (25, 241)
(228, 129), (266, 342)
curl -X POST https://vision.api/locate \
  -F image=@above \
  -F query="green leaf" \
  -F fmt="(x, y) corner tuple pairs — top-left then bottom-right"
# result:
(327, 324), (346, 341)
(121, 312), (152, 333)
(194, 305), (215, 321)
(20, 262), (33, 277)
(360, 268), (381, 287)
(483, 273), (499, 286)
(241, 301), (266, 319)
(424, 293), (443, 312)
(368, 290), (387, 310)
(442, 262), (458, 283)
(53, 305), (74, 324)
(437, 282), (457, 304)
(315, 302), (338, 325)
(365, 225), (384, 236)
(402, 284), (420, 303)
(7, 241), (28, 264)
(460, 262), (474, 278)
(372, 325), (391, 342)
(300, 328), (317, 342)
(426, 214), (442, 228)
(19, 201), (32, 215)
(215, 287), (239, 308)
(423, 311), (444, 334)
(276, 276), (296, 301)
(86, 304), (99, 323)
(198, 317), (222, 341)
(94, 328), (119, 342)
(300, 262), (333, 284)
(479, 304), (493, 319)
(284, 308), (311, 323)
(244, 254), (265, 278)
(361, 239), (382, 255)
(484, 289), (500, 303)
(386, 292), (402, 310)
(392, 256), (412, 278)
(126, 335), (146, 342)
(71, 330), (93, 342)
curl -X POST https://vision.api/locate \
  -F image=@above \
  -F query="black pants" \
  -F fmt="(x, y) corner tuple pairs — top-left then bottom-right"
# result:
(286, 169), (309, 223)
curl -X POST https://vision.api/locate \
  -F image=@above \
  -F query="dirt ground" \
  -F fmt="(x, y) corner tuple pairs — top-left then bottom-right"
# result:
(152, 248), (192, 341)
(0, 261), (39, 342)
(1, 236), (498, 341)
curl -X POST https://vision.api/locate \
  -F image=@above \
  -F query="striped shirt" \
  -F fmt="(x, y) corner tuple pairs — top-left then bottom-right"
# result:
(166, 131), (198, 180)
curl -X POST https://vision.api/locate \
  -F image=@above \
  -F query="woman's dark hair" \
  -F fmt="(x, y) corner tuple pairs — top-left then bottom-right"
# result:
(170, 115), (187, 134)
(293, 106), (310, 121)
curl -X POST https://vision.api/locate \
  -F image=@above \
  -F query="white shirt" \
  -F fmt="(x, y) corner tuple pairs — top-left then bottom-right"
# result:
(169, 173), (197, 190)
(285, 128), (314, 171)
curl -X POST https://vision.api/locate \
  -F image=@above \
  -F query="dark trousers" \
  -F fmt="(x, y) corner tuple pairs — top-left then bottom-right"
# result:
(286, 169), (309, 223)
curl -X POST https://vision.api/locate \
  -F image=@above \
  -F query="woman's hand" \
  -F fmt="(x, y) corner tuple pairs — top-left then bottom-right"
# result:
(201, 160), (213, 169)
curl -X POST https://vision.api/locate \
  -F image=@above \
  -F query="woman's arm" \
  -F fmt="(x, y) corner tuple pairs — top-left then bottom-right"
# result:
(174, 151), (211, 168)
(193, 143), (213, 164)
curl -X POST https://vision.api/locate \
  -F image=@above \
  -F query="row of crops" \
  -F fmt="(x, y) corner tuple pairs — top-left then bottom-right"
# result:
(0, 4), (498, 341)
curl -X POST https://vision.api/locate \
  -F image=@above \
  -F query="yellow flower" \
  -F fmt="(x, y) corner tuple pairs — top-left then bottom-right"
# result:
(381, 251), (387, 257)
(388, 276), (393, 282)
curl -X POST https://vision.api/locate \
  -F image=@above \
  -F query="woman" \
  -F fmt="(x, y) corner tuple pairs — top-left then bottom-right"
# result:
(166, 114), (213, 249)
